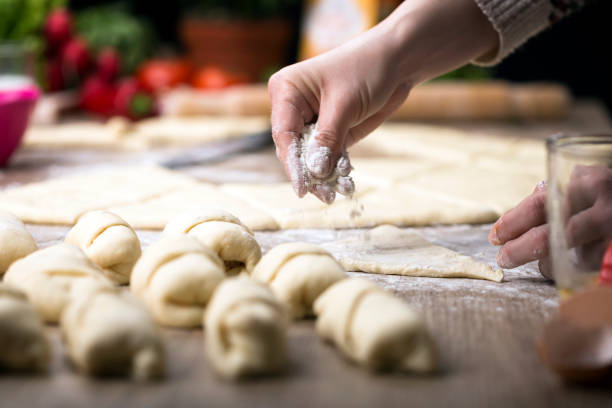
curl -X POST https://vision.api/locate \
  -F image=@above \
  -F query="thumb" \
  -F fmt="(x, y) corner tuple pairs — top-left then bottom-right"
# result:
(306, 99), (352, 178)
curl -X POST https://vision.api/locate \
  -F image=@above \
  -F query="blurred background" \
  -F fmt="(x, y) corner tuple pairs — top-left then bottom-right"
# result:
(0, 0), (610, 124)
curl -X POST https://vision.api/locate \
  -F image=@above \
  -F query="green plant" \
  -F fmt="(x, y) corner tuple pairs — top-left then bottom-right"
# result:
(75, 4), (155, 74)
(0, 0), (66, 47)
(180, 0), (300, 19)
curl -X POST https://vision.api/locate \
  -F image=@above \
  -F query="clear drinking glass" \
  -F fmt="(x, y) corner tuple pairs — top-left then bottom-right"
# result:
(547, 134), (612, 298)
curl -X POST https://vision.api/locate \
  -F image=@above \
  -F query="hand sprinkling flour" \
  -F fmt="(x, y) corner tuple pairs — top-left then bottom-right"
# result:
(300, 124), (355, 204)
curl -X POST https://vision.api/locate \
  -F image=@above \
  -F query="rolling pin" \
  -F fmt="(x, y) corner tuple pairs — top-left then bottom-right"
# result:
(160, 81), (571, 121)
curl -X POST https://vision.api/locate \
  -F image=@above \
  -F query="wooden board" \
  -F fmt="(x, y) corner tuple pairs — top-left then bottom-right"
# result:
(1, 101), (612, 407)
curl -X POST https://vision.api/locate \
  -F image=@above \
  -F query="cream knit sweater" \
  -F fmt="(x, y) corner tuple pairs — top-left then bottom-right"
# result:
(473, 0), (588, 65)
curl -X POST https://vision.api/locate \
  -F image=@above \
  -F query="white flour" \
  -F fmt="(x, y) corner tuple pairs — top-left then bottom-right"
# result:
(298, 124), (355, 203)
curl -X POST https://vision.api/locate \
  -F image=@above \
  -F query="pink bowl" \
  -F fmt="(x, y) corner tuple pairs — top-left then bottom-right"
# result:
(0, 84), (39, 166)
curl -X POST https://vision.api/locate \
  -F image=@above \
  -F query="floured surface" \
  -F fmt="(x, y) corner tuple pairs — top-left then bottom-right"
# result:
(0, 166), (197, 224)
(323, 225), (503, 282)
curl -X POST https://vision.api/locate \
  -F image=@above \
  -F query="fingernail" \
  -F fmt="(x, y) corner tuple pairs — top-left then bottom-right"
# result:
(314, 184), (336, 204)
(337, 156), (352, 177)
(496, 250), (511, 268)
(489, 225), (501, 245)
(534, 180), (547, 192)
(307, 147), (333, 178)
(336, 176), (355, 196)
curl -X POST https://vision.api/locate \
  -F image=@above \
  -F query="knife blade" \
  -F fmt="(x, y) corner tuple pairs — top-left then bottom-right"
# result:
(159, 128), (273, 169)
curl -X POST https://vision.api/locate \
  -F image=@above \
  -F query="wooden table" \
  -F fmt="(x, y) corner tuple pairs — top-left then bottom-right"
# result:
(1, 101), (612, 407)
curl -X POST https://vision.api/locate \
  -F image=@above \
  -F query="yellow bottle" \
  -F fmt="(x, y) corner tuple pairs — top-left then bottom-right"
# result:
(299, 0), (400, 60)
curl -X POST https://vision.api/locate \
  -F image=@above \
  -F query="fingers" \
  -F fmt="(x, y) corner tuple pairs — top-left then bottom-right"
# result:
(310, 183), (336, 204)
(489, 184), (547, 246)
(268, 70), (316, 197)
(538, 256), (553, 280)
(496, 224), (548, 269)
(306, 96), (354, 178)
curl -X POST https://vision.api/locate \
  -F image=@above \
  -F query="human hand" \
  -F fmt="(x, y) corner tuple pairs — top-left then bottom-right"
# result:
(269, 0), (498, 202)
(489, 165), (612, 279)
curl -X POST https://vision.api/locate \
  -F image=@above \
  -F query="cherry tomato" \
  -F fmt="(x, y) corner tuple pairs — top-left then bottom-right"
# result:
(191, 66), (249, 90)
(137, 59), (192, 93)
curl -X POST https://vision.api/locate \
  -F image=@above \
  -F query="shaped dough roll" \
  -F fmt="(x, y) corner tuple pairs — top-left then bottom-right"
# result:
(252, 243), (346, 319)
(205, 276), (287, 379)
(314, 278), (437, 373)
(0, 211), (37, 275)
(61, 281), (164, 380)
(65, 210), (141, 284)
(131, 235), (225, 327)
(0, 283), (50, 371)
(3, 243), (111, 323)
(163, 210), (261, 275)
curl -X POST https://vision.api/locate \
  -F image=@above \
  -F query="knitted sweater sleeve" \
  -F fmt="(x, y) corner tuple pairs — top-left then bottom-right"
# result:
(472, 0), (588, 66)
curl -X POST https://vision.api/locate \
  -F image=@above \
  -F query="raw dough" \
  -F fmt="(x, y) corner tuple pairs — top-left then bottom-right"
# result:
(131, 234), (225, 327)
(132, 115), (269, 147)
(323, 225), (503, 282)
(0, 211), (37, 275)
(3, 243), (112, 322)
(24, 118), (140, 150)
(65, 211), (141, 285)
(205, 276), (287, 379)
(252, 242), (346, 319)
(314, 278), (437, 373)
(61, 281), (164, 379)
(164, 210), (261, 275)
(109, 184), (278, 230)
(0, 283), (50, 371)
(0, 165), (197, 224)
(406, 165), (541, 215)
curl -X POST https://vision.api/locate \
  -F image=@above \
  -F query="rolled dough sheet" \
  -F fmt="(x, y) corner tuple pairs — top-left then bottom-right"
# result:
(0, 165), (198, 225)
(131, 115), (269, 147)
(404, 165), (542, 215)
(323, 225), (503, 282)
(24, 120), (143, 150)
(359, 123), (545, 168)
(223, 182), (497, 229)
(349, 157), (442, 187)
(108, 183), (278, 230)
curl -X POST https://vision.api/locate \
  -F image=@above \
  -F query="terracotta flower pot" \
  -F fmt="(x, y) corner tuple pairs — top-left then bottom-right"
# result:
(180, 18), (293, 82)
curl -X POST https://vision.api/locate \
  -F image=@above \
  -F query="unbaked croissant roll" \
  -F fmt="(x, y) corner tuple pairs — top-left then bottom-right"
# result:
(131, 234), (225, 327)
(65, 210), (141, 284)
(252, 242), (346, 319)
(0, 211), (37, 275)
(314, 278), (437, 373)
(205, 276), (287, 379)
(0, 283), (50, 371)
(4, 243), (111, 323)
(163, 210), (261, 275)
(61, 281), (164, 380)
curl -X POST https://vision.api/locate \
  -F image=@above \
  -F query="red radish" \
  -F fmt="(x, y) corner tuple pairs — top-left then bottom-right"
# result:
(80, 75), (116, 116)
(62, 37), (92, 78)
(97, 48), (120, 82)
(44, 9), (73, 50)
(113, 78), (156, 120)
(46, 58), (64, 92)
